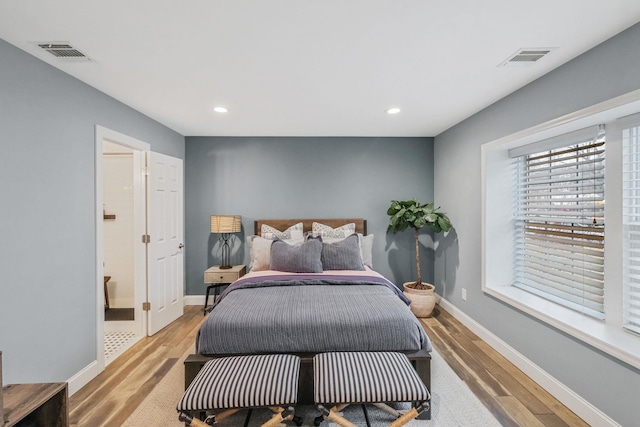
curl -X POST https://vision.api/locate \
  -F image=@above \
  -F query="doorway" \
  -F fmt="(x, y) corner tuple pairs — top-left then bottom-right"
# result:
(102, 141), (142, 364)
(94, 126), (185, 373)
(95, 126), (149, 369)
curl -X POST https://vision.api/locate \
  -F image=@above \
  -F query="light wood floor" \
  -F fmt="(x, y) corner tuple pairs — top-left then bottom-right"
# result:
(69, 304), (588, 426)
(68, 305), (204, 426)
(420, 307), (588, 427)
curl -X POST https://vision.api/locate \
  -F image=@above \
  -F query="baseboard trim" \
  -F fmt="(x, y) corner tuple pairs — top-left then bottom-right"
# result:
(437, 296), (620, 427)
(68, 297), (201, 397)
(67, 360), (100, 397)
(184, 295), (206, 306)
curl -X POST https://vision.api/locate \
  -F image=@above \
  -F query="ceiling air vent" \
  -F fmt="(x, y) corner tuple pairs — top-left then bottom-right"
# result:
(36, 42), (91, 62)
(499, 48), (555, 67)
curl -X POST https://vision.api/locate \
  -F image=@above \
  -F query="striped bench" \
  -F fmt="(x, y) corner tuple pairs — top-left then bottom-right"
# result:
(313, 352), (430, 427)
(177, 354), (302, 427)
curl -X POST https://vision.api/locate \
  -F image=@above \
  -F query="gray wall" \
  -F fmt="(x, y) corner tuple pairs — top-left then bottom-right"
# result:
(434, 23), (640, 425)
(185, 136), (434, 296)
(0, 39), (184, 384)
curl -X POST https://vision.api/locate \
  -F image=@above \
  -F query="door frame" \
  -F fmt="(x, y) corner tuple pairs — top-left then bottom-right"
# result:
(95, 125), (150, 371)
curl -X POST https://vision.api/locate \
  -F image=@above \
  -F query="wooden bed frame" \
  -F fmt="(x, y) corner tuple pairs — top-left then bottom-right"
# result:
(184, 218), (432, 420)
(254, 218), (367, 236)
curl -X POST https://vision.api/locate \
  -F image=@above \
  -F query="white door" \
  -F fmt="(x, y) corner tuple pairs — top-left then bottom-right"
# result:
(147, 151), (184, 335)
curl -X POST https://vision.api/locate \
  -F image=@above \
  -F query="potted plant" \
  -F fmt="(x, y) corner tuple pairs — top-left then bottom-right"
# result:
(387, 199), (452, 317)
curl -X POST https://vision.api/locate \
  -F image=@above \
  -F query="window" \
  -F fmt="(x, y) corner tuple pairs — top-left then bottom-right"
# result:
(482, 92), (640, 369)
(621, 113), (640, 334)
(511, 126), (606, 319)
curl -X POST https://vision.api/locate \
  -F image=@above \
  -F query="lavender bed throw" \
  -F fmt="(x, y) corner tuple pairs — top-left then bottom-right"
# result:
(196, 273), (432, 355)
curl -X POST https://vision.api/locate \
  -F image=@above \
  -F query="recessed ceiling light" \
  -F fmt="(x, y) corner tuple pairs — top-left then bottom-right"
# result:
(213, 107), (228, 113)
(386, 108), (401, 114)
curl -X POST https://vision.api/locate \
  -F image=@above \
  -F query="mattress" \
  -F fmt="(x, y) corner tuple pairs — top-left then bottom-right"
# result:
(196, 269), (432, 355)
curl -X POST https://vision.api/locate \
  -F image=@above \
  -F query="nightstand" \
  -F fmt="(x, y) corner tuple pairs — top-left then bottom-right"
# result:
(3, 382), (68, 427)
(203, 265), (246, 314)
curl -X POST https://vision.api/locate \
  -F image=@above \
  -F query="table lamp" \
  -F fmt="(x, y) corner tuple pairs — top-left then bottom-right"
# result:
(210, 215), (242, 269)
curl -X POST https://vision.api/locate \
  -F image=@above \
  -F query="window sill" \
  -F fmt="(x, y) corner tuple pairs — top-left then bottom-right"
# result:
(483, 284), (640, 370)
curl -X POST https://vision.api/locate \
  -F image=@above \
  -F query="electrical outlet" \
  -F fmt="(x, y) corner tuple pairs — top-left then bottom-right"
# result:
(462, 288), (467, 301)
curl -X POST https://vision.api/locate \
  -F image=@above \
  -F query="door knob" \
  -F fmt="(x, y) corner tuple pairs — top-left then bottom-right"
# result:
(178, 243), (184, 249)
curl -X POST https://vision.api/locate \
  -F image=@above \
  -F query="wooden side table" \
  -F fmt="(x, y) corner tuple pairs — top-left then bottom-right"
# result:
(203, 265), (246, 315)
(2, 382), (68, 426)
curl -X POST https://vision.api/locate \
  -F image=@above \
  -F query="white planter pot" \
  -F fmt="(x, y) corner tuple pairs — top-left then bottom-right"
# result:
(402, 282), (436, 318)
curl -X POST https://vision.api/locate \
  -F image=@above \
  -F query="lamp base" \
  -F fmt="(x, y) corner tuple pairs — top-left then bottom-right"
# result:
(219, 235), (233, 270)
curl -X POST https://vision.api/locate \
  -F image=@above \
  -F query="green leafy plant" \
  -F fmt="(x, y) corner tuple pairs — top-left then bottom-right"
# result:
(387, 199), (452, 289)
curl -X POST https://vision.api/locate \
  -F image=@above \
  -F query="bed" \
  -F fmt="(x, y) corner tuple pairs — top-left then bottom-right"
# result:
(184, 218), (432, 419)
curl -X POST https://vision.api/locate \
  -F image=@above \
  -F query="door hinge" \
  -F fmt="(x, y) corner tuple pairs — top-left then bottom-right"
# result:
(142, 234), (150, 244)
(142, 166), (150, 176)
(142, 302), (151, 311)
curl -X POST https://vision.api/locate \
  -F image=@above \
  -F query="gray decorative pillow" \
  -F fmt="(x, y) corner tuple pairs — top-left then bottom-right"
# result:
(321, 233), (365, 271)
(270, 238), (323, 273)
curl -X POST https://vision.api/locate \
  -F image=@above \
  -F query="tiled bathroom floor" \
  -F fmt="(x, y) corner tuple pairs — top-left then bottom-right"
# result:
(105, 331), (137, 364)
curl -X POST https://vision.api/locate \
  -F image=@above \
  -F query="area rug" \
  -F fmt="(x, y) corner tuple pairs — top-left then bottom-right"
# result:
(122, 348), (501, 426)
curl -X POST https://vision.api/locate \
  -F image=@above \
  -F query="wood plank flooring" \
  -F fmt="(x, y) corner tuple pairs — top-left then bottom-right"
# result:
(69, 304), (588, 426)
(420, 307), (589, 427)
(68, 305), (203, 426)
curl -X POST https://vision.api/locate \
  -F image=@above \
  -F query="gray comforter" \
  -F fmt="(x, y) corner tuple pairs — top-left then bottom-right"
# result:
(196, 273), (432, 355)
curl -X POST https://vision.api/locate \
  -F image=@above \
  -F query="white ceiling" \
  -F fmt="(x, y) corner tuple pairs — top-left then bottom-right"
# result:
(1, 1), (640, 137)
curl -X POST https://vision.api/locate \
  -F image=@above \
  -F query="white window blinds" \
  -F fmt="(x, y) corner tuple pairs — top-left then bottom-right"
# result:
(621, 113), (640, 334)
(512, 126), (606, 318)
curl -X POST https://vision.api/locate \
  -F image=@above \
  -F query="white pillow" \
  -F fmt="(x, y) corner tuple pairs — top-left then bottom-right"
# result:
(250, 236), (273, 271)
(312, 222), (356, 243)
(246, 235), (258, 270)
(359, 233), (374, 269)
(261, 222), (304, 245)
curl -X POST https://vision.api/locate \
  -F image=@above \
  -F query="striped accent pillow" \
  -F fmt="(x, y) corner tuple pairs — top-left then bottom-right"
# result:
(313, 352), (429, 404)
(270, 238), (323, 273)
(269, 239), (322, 273)
(321, 233), (365, 271)
(177, 354), (300, 411)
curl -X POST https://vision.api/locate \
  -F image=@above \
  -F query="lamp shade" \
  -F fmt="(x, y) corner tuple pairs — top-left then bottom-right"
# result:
(210, 215), (242, 234)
